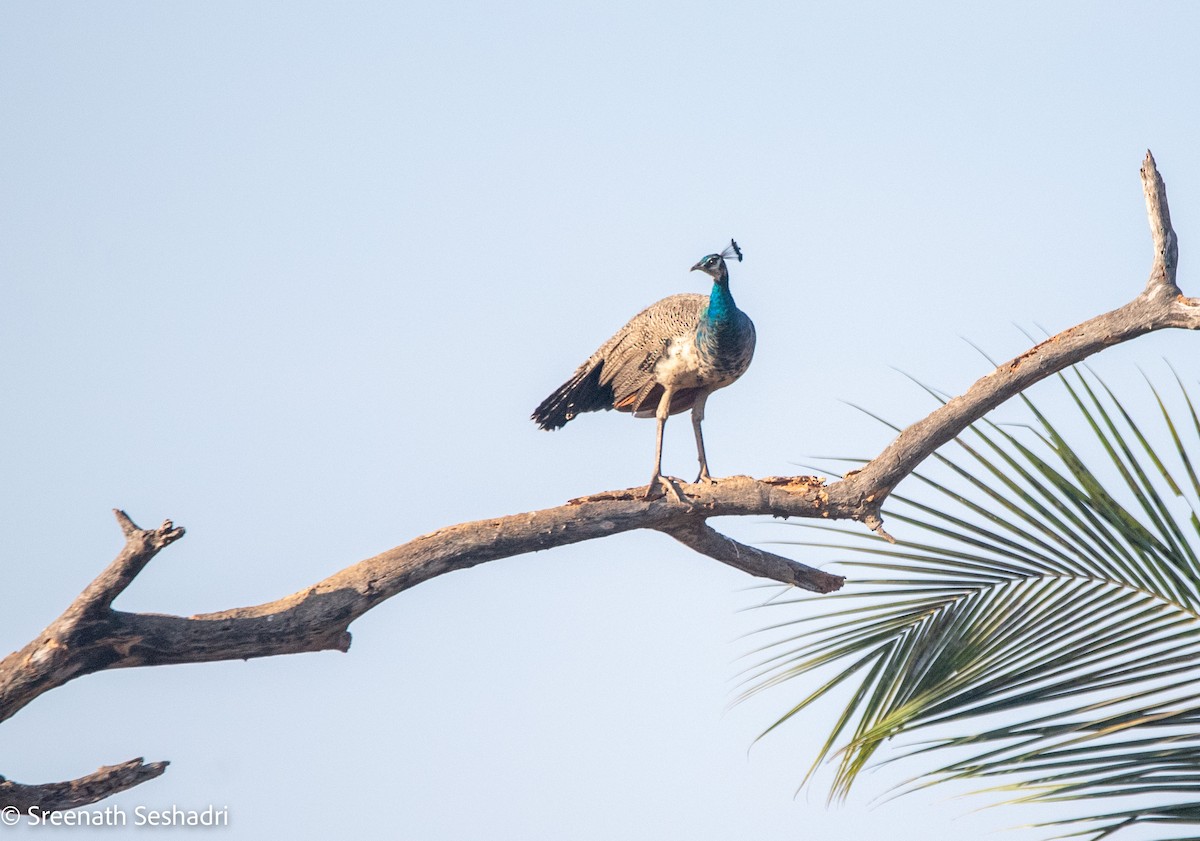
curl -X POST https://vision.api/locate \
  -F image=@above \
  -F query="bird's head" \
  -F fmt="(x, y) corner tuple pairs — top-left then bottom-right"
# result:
(691, 239), (743, 282)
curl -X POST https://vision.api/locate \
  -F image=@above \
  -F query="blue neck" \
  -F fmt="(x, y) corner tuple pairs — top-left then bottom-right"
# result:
(705, 279), (736, 323)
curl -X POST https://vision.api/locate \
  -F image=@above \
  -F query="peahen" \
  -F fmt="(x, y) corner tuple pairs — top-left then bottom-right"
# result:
(532, 239), (756, 498)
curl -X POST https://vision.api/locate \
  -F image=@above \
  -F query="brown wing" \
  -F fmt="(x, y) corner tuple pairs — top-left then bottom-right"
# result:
(533, 293), (706, 428)
(596, 293), (705, 409)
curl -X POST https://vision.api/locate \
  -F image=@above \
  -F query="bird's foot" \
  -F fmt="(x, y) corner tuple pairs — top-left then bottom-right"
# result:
(644, 474), (687, 503)
(694, 469), (716, 485)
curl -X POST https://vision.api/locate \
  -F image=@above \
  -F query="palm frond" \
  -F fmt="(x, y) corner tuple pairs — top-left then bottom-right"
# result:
(751, 366), (1200, 839)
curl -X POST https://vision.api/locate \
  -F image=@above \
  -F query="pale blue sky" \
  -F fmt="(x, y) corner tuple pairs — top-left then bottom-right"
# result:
(4, 2), (1200, 839)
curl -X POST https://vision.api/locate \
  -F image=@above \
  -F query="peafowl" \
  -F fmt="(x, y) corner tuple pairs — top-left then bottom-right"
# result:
(532, 239), (756, 498)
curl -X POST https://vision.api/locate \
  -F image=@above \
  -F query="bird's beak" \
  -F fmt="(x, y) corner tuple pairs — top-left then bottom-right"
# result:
(690, 261), (703, 272)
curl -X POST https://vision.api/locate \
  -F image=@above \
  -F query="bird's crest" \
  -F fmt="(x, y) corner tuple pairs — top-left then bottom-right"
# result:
(720, 239), (743, 263)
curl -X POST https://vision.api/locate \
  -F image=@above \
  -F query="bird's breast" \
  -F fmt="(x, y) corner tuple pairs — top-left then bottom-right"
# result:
(653, 327), (752, 391)
(653, 335), (708, 388)
(695, 314), (756, 382)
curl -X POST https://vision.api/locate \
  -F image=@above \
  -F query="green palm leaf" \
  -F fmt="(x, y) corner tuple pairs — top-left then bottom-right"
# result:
(751, 366), (1200, 839)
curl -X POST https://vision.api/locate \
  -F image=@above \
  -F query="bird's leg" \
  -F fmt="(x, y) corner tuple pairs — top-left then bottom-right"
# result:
(645, 389), (685, 502)
(691, 394), (714, 484)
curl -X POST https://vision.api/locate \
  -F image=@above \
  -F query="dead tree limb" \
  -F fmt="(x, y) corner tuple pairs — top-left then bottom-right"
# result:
(0, 760), (168, 814)
(3, 151), (1196, 811)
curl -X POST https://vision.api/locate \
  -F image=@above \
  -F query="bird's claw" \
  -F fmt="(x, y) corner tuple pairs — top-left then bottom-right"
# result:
(644, 475), (687, 503)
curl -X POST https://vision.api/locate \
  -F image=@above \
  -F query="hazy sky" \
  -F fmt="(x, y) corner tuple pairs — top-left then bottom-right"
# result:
(4, 2), (1200, 839)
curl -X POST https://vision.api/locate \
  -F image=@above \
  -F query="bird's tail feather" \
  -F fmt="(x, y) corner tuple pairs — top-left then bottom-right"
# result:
(532, 363), (614, 430)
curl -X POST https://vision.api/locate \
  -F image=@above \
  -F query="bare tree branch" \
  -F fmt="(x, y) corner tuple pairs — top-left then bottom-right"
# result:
(68, 513), (185, 618)
(2, 152), (1196, 811)
(1142, 149), (1179, 291)
(0, 759), (168, 813)
(658, 515), (844, 591)
(840, 150), (1197, 533)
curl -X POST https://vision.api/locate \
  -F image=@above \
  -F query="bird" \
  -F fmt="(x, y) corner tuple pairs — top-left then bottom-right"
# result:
(532, 239), (756, 499)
